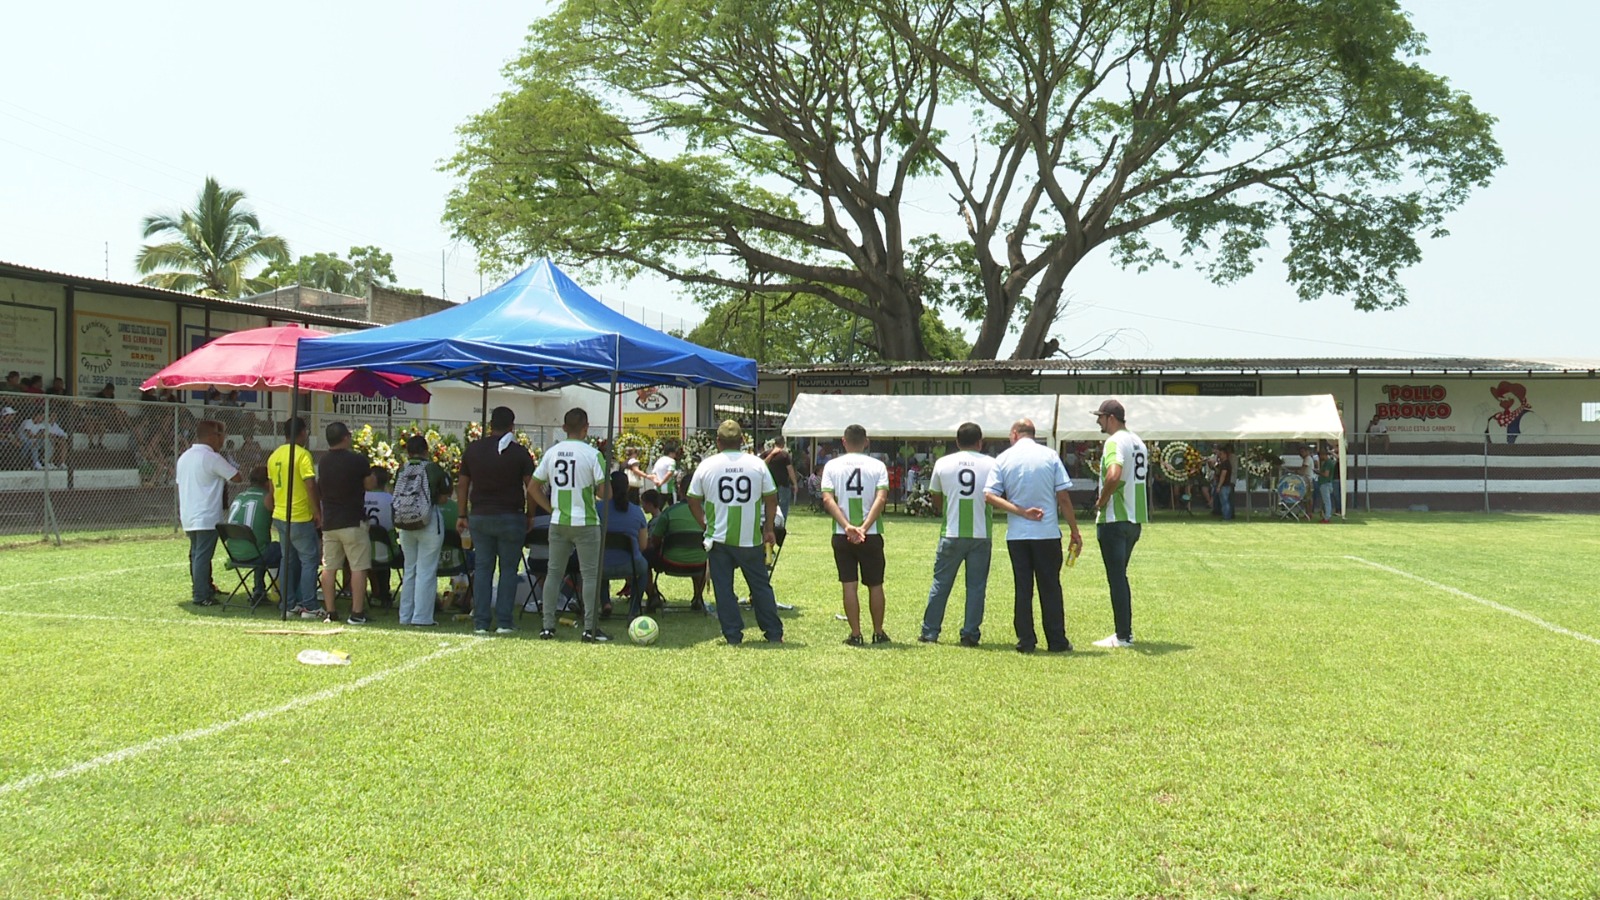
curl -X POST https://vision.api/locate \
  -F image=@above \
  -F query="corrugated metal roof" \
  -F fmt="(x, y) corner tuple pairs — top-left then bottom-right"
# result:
(0, 259), (378, 331)
(763, 356), (1600, 376)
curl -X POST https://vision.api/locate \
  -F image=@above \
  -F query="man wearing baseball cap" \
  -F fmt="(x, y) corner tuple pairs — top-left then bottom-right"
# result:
(1091, 399), (1148, 648)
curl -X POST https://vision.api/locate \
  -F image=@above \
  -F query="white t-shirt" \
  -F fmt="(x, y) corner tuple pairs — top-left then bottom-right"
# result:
(821, 452), (889, 535)
(364, 490), (394, 532)
(688, 450), (776, 547)
(651, 455), (678, 494)
(928, 450), (996, 540)
(533, 439), (606, 526)
(18, 419), (67, 440)
(1098, 430), (1149, 524)
(176, 443), (239, 532)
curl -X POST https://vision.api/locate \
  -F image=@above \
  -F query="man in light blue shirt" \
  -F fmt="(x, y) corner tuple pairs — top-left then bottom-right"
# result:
(984, 418), (1083, 653)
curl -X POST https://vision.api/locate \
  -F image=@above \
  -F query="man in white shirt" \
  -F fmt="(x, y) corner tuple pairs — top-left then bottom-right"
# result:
(821, 423), (891, 645)
(984, 418), (1083, 653)
(529, 407), (610, 642)
(919, 423), (996, 646)
(176, 419), (241, 606)
(17, 409), (69, 470)
(688, 419), (781, 644)
(1090, 399), (1149, 649)
(651, 441), (684, 500)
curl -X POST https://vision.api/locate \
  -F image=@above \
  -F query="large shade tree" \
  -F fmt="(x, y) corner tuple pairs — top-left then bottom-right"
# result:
(443, 0), (1500, 360)
(135, 177), (289, 297)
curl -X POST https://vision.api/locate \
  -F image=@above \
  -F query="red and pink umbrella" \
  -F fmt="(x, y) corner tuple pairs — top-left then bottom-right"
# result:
(141, 323), (429, 402)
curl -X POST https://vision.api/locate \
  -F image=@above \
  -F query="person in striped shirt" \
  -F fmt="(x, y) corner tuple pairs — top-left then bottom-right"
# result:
(529, 407), (610, 642)
(918, 423), (996, 646)
(687, 419), (782, 645)
(1091, 399), (1149, 649)
(821, 423), (891, 645)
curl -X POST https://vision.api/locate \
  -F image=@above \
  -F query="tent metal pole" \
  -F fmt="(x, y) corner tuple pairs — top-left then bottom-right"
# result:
(480, 379), (489, 435)
(282, 373), (299, 621)
(596, 341), (620, 625)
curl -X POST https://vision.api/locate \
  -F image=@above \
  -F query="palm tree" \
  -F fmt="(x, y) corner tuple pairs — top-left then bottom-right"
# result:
(135, 177), (290, 297)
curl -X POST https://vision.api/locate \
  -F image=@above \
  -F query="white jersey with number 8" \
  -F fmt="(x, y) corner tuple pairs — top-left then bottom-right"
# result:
(1099, 430), (1149, 524)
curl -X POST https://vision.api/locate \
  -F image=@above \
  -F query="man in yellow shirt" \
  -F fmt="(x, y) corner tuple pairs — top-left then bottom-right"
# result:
(268, 417), (324, 617)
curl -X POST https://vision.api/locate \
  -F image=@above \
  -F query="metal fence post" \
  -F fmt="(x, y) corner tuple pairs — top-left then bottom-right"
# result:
(1482, 433), (1490, 514)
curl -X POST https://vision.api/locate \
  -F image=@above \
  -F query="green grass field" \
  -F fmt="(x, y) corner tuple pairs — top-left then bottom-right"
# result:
(2, 509), (1599, 899)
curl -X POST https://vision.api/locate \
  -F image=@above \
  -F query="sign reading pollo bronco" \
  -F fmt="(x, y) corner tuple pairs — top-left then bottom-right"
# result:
(1376, 384), (1451, 421)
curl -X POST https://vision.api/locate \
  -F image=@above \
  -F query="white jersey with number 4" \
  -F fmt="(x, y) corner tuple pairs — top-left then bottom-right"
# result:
(1099, 430), (1149, 524)
(689, 451), (776, 547)
(821, 452), (889, 535)
(533, 439), (606, 526)
(928, 451), (996, 540)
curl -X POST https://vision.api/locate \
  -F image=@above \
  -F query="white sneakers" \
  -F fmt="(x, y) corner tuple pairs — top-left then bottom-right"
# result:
(1092, 634), (1134, 649)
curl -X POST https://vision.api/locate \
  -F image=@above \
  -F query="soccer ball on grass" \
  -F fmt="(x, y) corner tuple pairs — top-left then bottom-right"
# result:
(628, 615), (659, 645)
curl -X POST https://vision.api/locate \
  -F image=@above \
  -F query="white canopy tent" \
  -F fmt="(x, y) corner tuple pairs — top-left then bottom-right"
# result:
(1053, 393), (1347, 516)
(783, 393), (1059, 445)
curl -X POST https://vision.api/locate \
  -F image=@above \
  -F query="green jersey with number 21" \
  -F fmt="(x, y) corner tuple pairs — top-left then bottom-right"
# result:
(1099, 430), (1149, 524)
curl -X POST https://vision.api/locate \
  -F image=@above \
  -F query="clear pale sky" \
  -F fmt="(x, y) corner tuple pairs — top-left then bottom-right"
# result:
(2, 1), (1595, 361)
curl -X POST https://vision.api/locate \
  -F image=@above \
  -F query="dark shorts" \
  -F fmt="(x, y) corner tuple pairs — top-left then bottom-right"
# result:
(831, 533), (886, 587)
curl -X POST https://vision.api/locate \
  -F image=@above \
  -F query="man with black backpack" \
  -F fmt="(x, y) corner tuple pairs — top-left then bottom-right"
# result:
(394, 434), (452, 627)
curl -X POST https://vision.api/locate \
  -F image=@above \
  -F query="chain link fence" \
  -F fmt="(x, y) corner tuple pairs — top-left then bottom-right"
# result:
(5, 409), (1596, 543)
(0, 395), (568, 542)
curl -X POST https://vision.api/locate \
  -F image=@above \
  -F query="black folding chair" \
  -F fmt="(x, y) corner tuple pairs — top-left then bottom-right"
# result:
(521, 526), (583, 620)
(368, 524), (402, 607)
(215, 523), (278, 613)
(601, 531), (643, 618)
(650, 530), (708, 610)
(437, 528), (474, 612)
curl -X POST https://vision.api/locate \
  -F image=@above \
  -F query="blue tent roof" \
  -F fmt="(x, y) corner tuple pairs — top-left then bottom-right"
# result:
(294, 259), (757, 391)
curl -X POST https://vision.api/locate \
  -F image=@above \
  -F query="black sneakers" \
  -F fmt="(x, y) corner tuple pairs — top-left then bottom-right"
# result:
(538, 629), (556, 640)
(843, 634), (864, 646)
(347, 612), (370, 625)
(959, 635), (980, 648)
(872, 632), (891, 644)
(581, 629), (611, 643)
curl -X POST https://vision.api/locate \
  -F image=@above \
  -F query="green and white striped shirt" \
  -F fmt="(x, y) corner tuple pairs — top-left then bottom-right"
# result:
(929, 450), (995, 540)
(688, 451), (776, 547)
(1099, 430), (1149, 524)
(532, 439), (606, 526)
(821, 453), (889, 535)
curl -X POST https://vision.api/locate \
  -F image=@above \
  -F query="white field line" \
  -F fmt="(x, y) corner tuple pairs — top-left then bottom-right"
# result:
(0, 641), (481, 798)
(1346, 556), (1600, 648)
(0, 562), (184, 589)
(0, 609), (449, 640)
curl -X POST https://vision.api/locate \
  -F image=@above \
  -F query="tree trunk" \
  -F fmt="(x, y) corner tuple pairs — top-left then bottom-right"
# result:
(966, 265), (1020, 360)
(869, 281), (929, 361)
(1009, 256), (1076, 360)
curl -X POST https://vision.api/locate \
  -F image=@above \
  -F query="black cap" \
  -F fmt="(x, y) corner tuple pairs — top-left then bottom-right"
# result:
(1093, 399), (1126, 421)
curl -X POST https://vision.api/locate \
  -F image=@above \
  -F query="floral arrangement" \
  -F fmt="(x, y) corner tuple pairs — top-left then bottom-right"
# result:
(465, 421), (483, 443)
(352, 424), (400, 475)
(905, 485), (936, 518)
(1079, 445), (1103, 478)
(680, 429), (720, 475)
(1155, 441), (1204, 482)
(1240, 443), (1283, 489)
(614, 430), (656, 464)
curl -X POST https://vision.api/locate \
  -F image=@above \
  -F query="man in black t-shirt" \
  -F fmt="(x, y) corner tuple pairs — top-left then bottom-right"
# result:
(456, 406), (535, 634)
(317, 421), (376, 623)
(1212, 446), (1235, 521)
(762, 435), (798, 524)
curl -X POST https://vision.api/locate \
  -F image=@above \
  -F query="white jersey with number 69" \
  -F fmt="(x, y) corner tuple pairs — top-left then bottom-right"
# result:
(1099, 430), (1149, 524)
(689, 450), (776, 547)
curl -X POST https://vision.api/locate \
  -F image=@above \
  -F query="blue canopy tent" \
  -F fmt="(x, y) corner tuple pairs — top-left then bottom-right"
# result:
(280, 259), (759, 622)
(293, 258), (756, 392)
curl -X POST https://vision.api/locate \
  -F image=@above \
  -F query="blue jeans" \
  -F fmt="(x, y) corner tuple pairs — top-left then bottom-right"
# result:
(776, 486), (794, 525)
(707, 542), (782, 643)
(186, 529), (219, 604)
(1216, 483), (1233, 520)
(471, 513), (527, 631)
(1318, 482), (1337, 520)
(249, 543), (282, 596)
(1097, 521), (1141, 642)
(604, 552), (650, 616)
(398, 509), (445, 625)
(921, 537), (991, 642)
(274, 519), (320, 611)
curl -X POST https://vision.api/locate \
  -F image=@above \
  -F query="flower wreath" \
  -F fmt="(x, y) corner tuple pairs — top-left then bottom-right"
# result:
(1157, 441), (1204, 482)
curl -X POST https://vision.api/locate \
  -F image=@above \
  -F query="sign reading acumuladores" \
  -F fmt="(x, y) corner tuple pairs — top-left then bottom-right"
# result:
(75, 311), (171, 391)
